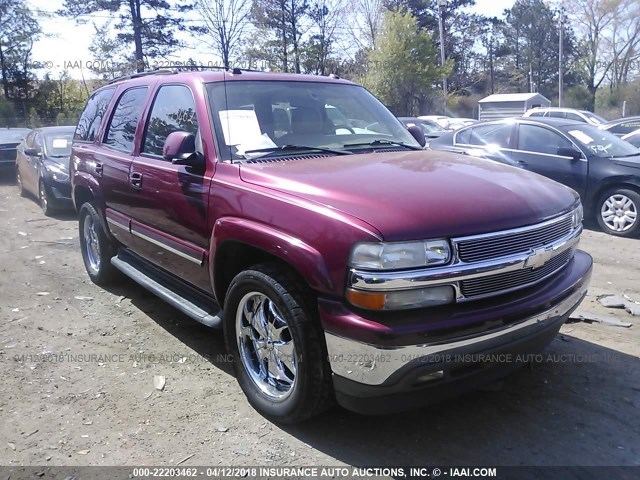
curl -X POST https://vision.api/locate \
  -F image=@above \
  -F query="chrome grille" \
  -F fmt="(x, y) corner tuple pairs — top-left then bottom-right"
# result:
(460, 249), (573, 299)
(456, 214), (573, 263)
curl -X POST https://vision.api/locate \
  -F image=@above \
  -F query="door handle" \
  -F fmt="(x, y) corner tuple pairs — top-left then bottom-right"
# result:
(130, 172), (143, 189)
(95, 162), (103, 177)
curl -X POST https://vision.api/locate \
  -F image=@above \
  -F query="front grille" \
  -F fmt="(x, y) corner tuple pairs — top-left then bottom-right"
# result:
(456, 214), (573, 263)
(460, 248), (573, 299)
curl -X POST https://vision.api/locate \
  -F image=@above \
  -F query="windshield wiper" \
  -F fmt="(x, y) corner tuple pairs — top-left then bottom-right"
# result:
(242, 144), (352, 158)
(343, 139), (422, 151)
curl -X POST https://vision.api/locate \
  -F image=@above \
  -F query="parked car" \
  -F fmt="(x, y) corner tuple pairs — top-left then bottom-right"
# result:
(446, 117), (478, 130)
(398, 117), (447, 146)
(622, 128), (640, 148)
(429, 117), (640, 237)
(16, 126), (75, 215)
(0, 128), (31, 173)
(417, 115), (451, 129)
(71, 70), (591, 422)
(600, 116), (640, 137)
(523, 107), (607, 126)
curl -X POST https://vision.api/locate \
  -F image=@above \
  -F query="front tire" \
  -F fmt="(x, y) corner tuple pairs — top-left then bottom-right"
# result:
(79, 202), (117, 285)
(596, 188), (640, 238)
(16, 167), (26, 197)
(39, 179), (55, 216)
(223, 264), (333, 423)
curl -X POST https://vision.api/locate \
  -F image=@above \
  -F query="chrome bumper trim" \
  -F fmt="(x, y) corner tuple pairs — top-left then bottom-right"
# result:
(349, 226), (581, 297)
(325, 285), (587, 386)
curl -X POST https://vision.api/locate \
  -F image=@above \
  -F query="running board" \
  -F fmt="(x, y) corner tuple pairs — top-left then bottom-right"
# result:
(111, 254), (222, 328)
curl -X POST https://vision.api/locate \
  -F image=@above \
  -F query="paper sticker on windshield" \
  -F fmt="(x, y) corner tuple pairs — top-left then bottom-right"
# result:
(219, 110), (262, 146)
(568, 130), (594, 145)
(52, 138), (69, 148)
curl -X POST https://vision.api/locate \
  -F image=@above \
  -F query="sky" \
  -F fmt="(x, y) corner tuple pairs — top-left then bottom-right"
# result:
(29, 0), (516, 80)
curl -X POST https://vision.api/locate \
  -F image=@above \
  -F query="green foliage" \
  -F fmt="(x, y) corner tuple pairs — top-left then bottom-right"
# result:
(363, 9), (447, 115)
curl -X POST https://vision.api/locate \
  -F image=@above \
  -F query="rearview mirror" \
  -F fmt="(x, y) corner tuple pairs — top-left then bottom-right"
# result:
(163, 131), (203, 169)
(557, 147), (582, 161)
(407, 125), (426, 147)
(24, 147), (41, 157)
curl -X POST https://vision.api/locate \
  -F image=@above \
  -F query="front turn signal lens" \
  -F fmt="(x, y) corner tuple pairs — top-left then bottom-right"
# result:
(346, 289), (386, 310)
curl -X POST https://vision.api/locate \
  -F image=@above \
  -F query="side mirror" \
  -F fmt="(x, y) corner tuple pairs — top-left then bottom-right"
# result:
(407, 125), (426, 147)
(24, 147), (42, 157)
(557, 147), (582, 161)
(163, 131), (203, 168)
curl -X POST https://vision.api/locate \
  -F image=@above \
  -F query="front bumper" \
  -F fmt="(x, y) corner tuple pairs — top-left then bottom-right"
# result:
(320, 250), (592, 414)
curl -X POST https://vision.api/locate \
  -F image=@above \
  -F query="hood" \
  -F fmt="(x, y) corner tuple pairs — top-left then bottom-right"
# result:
(44, 155), (71, 168)
(611, 154), (640, 169)
(239, 150), (579, 241)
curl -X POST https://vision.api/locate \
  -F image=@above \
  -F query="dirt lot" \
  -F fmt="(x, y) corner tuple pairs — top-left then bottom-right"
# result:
(1, 176), (639, 470)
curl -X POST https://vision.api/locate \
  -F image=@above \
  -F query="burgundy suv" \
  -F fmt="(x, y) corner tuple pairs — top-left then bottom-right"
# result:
(71, 70), (592, 422)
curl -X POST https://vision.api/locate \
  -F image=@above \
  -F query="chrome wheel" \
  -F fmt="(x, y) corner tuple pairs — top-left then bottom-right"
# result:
(83, 214), (101, 273)
(601, 194), (637, 232)
(235, 292), (297, 400)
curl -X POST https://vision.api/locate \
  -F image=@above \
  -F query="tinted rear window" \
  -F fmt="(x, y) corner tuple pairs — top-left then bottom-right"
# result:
(75, 89), (115, 142)
(104, 87), (148, 153)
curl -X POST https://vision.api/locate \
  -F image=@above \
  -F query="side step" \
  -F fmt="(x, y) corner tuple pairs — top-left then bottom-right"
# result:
(111, 253), (223, 328)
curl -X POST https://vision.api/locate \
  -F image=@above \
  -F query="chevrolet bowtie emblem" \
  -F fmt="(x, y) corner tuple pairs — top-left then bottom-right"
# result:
(525, 247), (554, 270)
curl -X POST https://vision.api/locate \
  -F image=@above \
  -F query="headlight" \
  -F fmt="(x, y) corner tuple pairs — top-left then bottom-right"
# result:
(45, 162), (69, 181)
(350, 240), (451, 270)
(572, 203), (583, 230)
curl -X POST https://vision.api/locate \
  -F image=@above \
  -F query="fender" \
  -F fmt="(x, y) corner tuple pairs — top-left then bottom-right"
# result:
(586, 174), (640, 210)
(210, 217), (334, 296)
(72, 170), (104, 212)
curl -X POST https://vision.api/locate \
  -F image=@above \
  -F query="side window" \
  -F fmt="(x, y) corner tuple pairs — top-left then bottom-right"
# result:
(517, 125), (573, 156)
(528, 111), (544, 117)
(25, 131), (36, 147)
(565, 112), (583, 122)
(548, 111), (566, 118)
(468, 123), (513, 148)
(75, 88), (116, 142)
(104, 87), (148, 153)
(143, 85), (199, 157)
(455, 128), (471, 144)
(611, 122), (640, 135)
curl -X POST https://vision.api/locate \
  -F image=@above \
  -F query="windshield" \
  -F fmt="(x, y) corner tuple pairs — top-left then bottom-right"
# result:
(207, 81), (419, 161)
(581, 111), (606, 125)
(45, 133), (73, 157)
(0, 129), (30, 144)
(561, 124), (640, 158)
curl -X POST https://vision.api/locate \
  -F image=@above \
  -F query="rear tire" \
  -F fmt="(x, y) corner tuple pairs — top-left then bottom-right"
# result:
(79, 202), (118, 285)
(223, 263), (333, 423)
(596, 188), (640, 238)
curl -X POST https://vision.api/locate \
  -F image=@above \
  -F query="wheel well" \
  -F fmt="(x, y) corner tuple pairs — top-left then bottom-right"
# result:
(590, 183), (640, 213)
(213, 241), (308, 307)
(73, 186), (94, 213)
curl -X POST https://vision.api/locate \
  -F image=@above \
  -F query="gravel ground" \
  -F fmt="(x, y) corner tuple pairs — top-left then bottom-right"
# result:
(0, 176), (639, 469)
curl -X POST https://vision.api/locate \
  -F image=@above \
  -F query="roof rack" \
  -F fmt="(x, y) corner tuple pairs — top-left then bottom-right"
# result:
(107, 65), (264, 84)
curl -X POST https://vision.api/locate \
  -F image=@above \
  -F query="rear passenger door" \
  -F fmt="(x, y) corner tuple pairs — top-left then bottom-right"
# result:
(128, 84), (212, 292)
(97, 87), (148, 248)
(511, 123), (588, 196)
(455, 123), (518, 166)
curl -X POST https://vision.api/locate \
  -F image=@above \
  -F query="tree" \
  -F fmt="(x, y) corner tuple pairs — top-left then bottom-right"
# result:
(60, 0), (198, 72)
(500, 0), (577, 99)
(251, 0), (309, 73)
(195, 0), (252, 70)
(364, 9), (446, 115)
(301, 0), (343, 75)
(349, 0), (384, 49)
(562, 0), (625, 110)
(0, 0), (41, 99)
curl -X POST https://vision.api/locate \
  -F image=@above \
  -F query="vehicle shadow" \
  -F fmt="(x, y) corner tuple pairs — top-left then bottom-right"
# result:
(100, 277), (639, 467)
(282, 335), (639, 467)
(100, 276), (233, 376)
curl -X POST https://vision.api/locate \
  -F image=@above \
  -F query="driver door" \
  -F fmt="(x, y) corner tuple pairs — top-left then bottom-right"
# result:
(128, 84), (213, 293)
(511, 123), (588, 196)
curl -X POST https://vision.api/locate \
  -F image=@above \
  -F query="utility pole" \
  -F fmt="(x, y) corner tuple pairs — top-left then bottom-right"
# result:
(438, 0), (447, 114)
(558, 10), (564, 107)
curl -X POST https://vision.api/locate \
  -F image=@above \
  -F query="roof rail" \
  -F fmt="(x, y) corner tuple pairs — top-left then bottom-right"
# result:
(107, 69), (176, 85)
(106, 65), (265, 84)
